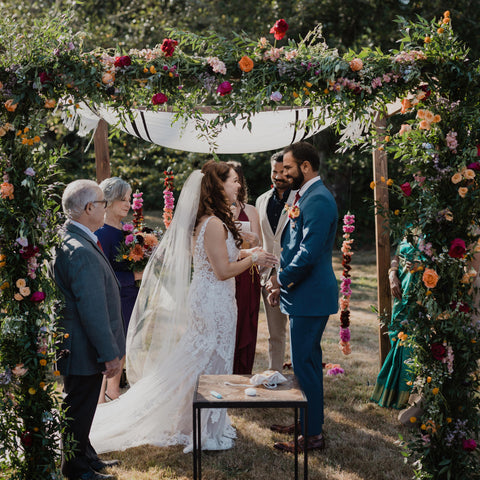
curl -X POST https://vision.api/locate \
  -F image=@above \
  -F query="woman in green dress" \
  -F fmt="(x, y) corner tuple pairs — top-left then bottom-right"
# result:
(370, 239), (421, 409)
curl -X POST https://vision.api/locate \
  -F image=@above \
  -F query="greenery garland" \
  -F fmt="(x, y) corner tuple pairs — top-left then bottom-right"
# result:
(0, 9), (479, 479)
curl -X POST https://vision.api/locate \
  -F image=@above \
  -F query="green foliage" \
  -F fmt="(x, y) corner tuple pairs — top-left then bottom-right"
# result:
(0, 5), (479, 479)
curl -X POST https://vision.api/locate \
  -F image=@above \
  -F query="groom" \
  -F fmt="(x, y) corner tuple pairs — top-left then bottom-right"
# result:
(267, 141), (338, 452)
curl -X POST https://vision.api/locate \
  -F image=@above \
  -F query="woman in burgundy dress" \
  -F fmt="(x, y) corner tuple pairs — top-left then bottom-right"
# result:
(228, 162), (262, 374)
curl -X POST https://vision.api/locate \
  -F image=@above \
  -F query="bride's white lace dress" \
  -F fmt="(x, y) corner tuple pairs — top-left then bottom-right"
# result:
(90, 216), (238, 453)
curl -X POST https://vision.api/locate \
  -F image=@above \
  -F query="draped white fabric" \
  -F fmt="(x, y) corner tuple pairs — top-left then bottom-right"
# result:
(67, 103), (333, 153)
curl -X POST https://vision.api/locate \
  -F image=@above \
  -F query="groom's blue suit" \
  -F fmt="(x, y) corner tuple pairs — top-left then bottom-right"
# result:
(279, 177), (338, 436)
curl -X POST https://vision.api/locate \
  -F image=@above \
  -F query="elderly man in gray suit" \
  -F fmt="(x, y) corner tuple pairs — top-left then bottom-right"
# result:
(50, 179), (125, 480)
(255, 152), (296, 372)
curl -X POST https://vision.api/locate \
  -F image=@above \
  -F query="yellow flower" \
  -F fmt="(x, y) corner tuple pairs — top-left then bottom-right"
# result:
(380, 176), (386, 182)
(387, 179), (394, 186)
(451, 172), (463, 184)
(421, 424), (427, 430)
(446, 417), (452, 423)
(424, 36), (432, 43)
(39, 381), (46, 389)
(28, 387), (37, 395)
(409, 416), (417, 423)
(292, 91), (299, 98)
(406, 381), (413, 386)
(4, 99), (18, 112)
(443, 17), (450, 24)
(33, 135), (41, 143)
(437, 27), (444, 34)
(150, 65), (156, 74)
(39, 359), (47, 366)
(323, 88), (329, 94)
(370, 181), (376, 190)
(143, 67), (148, 73)
(394, 209), (400, 215)
(384, 136), (390, 142)
(432, 387), (440, 395)
(426, 376), (432, 383)
(458, 187), (468, 198)
(16, 278), (26, 288)
(0, 281), (10, 290)
(53, 370), (60, 376)
(64, 333), (70, 339)
(444, 10), (450, 17)
(305, 81), (313, 88)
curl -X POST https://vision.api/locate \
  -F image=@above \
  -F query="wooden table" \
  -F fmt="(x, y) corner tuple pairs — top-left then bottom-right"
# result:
(192, 374), (308, 480)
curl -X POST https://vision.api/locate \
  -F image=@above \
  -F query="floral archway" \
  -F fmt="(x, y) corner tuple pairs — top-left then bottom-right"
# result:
(1, 11), (479, 479)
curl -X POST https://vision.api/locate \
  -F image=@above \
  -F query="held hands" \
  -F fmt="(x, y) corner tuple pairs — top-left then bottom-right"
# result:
(248, 247), (278, 268)
(103, 357), (122, 379)
(266, 275), (281, 307)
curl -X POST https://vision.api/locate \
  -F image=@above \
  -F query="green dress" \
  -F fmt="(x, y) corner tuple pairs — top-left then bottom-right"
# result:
(370, 240), (420, 409)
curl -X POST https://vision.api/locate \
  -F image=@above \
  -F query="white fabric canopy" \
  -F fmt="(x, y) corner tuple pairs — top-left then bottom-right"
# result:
(67, 103), (333, 154)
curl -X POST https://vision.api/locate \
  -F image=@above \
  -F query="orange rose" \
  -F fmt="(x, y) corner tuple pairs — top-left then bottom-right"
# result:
(422, 268), (439, 289)
(399, 124), (412, 135)
(0, 182), (14, 199)
(458, 187), (468, 198)
(143, 233), (159, 248)
(4, 99), (18, 112)
(417, 109), (426, 119)
(401, 98), (412, 114)
(238, 56), (254, 73)
(464, 169), (476, 180)
(44, 98), (56, 109)
(451, 172), (463, 184)
(424, 110), (435, 122)
(432, 114), (441, 123)
(349, 58), (363, 72)
(419, 120), (431, 130)
(102, 72), (115, 85)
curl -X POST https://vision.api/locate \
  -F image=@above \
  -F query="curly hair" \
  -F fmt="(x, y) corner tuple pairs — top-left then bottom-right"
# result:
(196, 160), (243, 248)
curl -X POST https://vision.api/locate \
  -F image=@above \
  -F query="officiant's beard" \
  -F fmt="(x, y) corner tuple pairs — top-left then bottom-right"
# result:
(288, 168), (304, 190)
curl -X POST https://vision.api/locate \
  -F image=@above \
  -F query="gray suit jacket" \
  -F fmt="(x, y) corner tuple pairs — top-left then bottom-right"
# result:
(256, 188), (296, 284)
(50, 222), (126, 376)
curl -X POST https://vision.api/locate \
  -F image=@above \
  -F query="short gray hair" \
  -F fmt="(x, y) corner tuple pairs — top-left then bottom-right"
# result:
(62, 179), (100, 220)
(99, 177), (131, 206)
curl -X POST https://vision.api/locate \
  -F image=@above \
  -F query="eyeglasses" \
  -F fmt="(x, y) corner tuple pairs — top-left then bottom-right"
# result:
(85, 200), (108, 210)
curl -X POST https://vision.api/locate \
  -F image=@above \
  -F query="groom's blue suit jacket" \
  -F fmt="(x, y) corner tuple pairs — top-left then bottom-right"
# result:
(279, 178), (339, 317)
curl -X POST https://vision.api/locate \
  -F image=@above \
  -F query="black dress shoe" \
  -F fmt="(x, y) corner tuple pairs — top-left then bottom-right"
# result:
(274, 434), (326, 453)
(91, 459), (120, 472)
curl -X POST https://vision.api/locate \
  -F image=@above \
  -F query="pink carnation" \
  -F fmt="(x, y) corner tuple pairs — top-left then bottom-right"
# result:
(122, 223), (134, 232)
(462, 439), (477, 452)
(125, 234), (135, 245)
(216, 81), (232, 96)
(340, 327), (351, 343)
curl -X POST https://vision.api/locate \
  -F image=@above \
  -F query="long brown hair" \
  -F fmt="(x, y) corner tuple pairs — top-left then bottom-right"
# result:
(226, 161), (247, 207)
(196, 160), (243, 248)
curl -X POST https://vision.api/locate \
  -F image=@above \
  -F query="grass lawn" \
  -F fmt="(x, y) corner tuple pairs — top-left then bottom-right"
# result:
(99, 246), (415, 480)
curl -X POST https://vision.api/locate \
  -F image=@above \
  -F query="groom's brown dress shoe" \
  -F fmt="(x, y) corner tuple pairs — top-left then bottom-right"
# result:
(274, 434), (326, 453)
(270, 422), (300, 434)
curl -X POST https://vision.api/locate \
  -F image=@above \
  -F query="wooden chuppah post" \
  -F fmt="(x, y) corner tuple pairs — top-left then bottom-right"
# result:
(94, 118), (111, 183)
(373, 114), (392, 366)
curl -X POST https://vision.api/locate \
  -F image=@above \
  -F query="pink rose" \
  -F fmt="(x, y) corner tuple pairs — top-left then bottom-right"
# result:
(400, 182), (412, 196)
(216, 81), (232, 96)
(462, 439), (477, 452)
(125, 234), (134, 245)
(448, 238), (466, 258)
(152, 93), (168, 105)
(269, 19), (289, 40)
(30, 291), (46, 302)
(160, 38), (178, 57)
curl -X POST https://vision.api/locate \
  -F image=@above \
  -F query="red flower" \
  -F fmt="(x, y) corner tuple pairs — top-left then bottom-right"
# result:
(467, 161), (480, 171)
(152, 93), (168, 105)
(20, 431), (33, 447)
(400, 182), (412, 196)
(20, 245), (39, 260)
(448, 238), (466, 258)
(270, 19), (289, 40)
(39, 72), (52, 84)
(161, 38), (178, 57)
(462, 439), (477, 452)
(31, 291), (46, 302)
(430, 342), (446, 360)
(217, 81), (232, 96)
(114, 55), (131, 68)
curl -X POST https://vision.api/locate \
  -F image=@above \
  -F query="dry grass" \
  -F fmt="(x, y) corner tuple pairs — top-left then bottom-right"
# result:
(99, 247), (415, 480)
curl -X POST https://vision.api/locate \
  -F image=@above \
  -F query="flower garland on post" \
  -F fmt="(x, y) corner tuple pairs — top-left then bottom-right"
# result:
(163, 169), (174, 229)
(339, 213), (355, 356)
(132, 191), (144, 230)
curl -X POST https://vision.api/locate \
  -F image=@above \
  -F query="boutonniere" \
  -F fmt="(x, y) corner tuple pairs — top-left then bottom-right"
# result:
(284, 204), (301, 223)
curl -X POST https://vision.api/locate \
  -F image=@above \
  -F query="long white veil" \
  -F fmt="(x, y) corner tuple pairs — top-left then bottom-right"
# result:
(126, 170), (204, 384)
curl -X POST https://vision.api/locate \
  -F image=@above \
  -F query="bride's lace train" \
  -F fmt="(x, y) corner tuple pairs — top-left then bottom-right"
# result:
(90, 216), (239, 453)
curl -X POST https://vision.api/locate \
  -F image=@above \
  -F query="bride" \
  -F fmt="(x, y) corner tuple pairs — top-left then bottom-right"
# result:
(90, 160), (277, 453)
